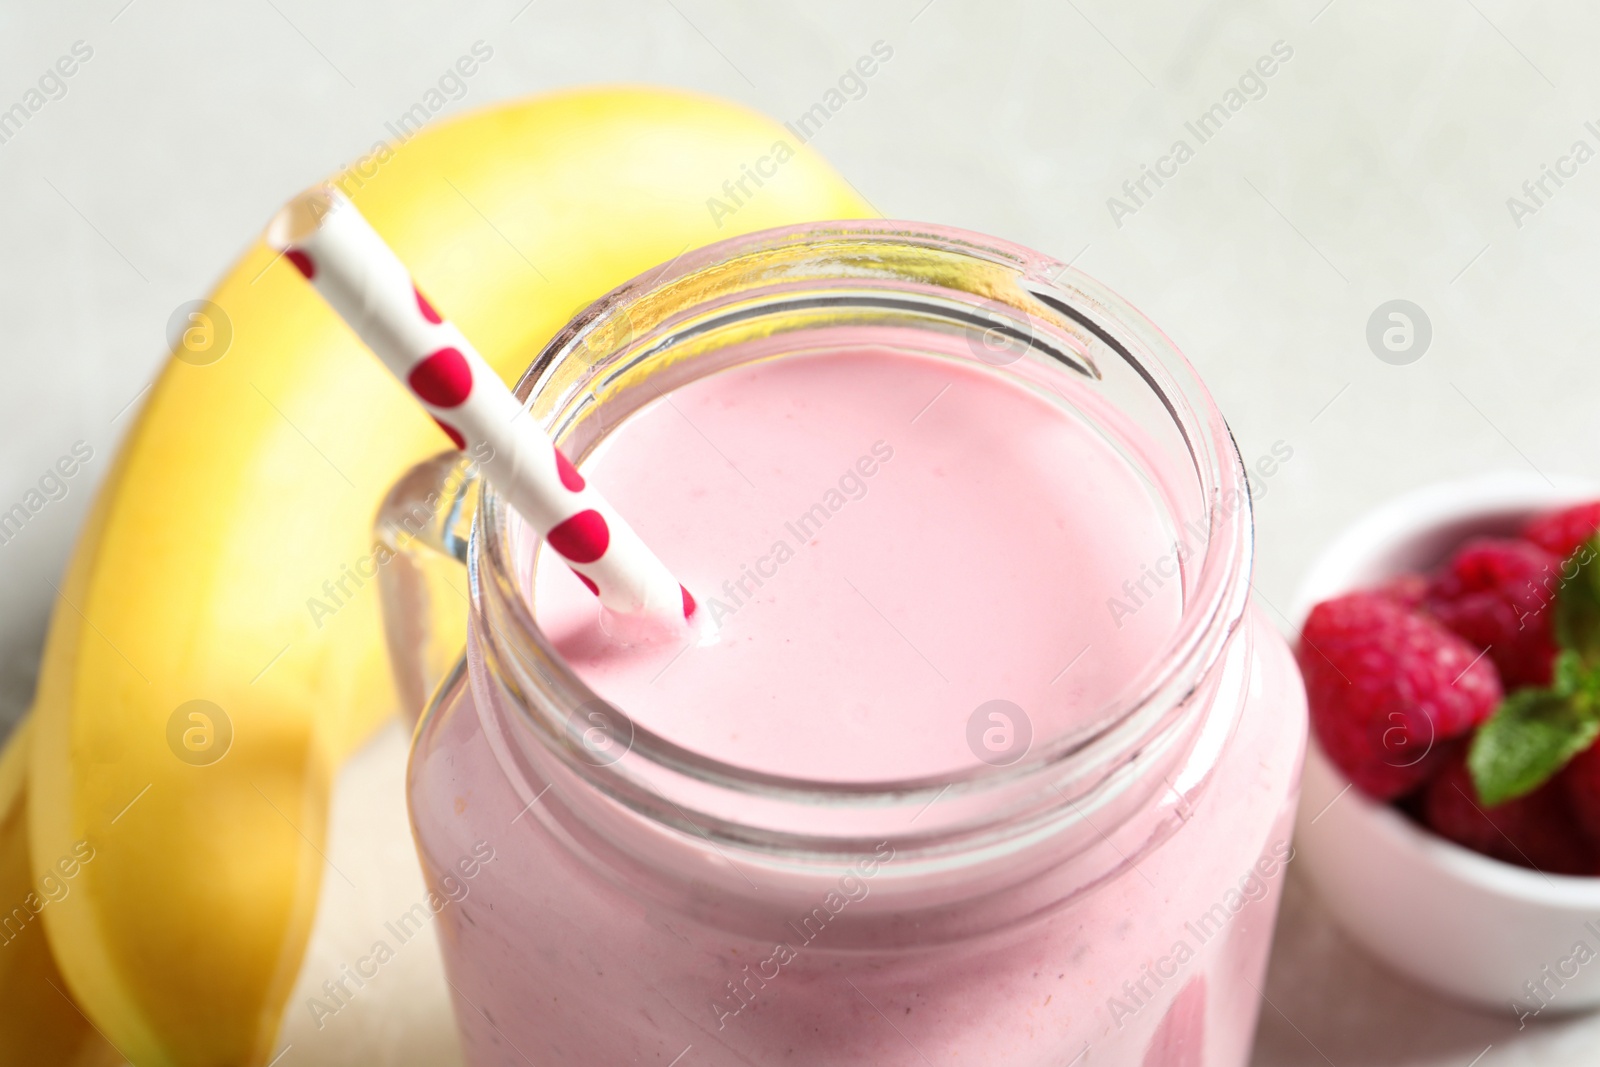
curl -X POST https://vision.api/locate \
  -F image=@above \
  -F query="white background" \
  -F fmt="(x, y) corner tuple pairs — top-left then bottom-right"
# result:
(3, 0), (1598, 1063)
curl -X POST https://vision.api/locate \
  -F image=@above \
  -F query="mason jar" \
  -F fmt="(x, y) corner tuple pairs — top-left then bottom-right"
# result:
(385, 221), (1307, 1066)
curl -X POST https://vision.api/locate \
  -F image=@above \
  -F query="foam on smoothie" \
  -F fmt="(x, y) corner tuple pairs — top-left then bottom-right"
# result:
(530, 347), (1183, 782)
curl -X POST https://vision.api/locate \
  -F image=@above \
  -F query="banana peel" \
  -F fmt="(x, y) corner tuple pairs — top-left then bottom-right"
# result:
(30, 85), (872, 1066)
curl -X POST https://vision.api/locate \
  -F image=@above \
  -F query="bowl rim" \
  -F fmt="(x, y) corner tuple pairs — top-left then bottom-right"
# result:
(1293, 470), (1600, 908)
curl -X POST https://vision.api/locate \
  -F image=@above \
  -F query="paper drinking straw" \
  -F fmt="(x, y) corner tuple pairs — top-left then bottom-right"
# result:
(265, 186), (695, 623)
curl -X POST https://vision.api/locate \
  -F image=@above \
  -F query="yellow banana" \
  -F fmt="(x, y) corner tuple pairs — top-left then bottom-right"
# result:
(30, 86), (871, 1066)
(0, 716), (121, 1066)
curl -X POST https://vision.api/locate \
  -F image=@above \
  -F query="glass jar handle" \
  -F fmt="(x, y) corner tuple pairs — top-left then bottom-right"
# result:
(375, 451), (479, 726)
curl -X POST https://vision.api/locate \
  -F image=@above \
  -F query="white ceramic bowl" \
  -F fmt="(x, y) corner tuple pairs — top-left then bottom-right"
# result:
(1292, 472), (1600, 1015)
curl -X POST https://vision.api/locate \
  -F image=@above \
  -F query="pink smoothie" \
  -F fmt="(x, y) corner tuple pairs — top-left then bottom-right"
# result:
(408, 345), (1306, 1065)
(531, 347), (1182, 780)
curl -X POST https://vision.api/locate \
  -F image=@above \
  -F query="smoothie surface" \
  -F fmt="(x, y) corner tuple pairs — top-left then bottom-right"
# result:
(531, 347), (1183, 781)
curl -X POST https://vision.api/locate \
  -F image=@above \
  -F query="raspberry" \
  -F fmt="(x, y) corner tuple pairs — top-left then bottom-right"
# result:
(1560, 739), (1600, 849)
(1421, 751), (1598, 876)
(1298, 592), (1502, 800)
(1423, 537), (1561, 689)
(1524, 500), (1600, 560)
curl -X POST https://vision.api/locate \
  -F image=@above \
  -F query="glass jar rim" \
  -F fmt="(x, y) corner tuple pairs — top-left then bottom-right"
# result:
(465, 218), (1254, 819)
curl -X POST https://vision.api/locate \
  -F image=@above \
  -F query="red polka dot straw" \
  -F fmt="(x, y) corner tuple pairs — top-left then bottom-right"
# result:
(265, 186), (694, 623)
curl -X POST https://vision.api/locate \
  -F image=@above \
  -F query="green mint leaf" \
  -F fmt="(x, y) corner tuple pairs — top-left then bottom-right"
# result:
(1551, 649), (1600, 701)
(1468, 686), (1600, 806)
(1555, 534), (1600, 668)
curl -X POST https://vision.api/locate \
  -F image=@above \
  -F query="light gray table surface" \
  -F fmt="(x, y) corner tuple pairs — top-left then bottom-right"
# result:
(4, 1), (1599, 1063)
